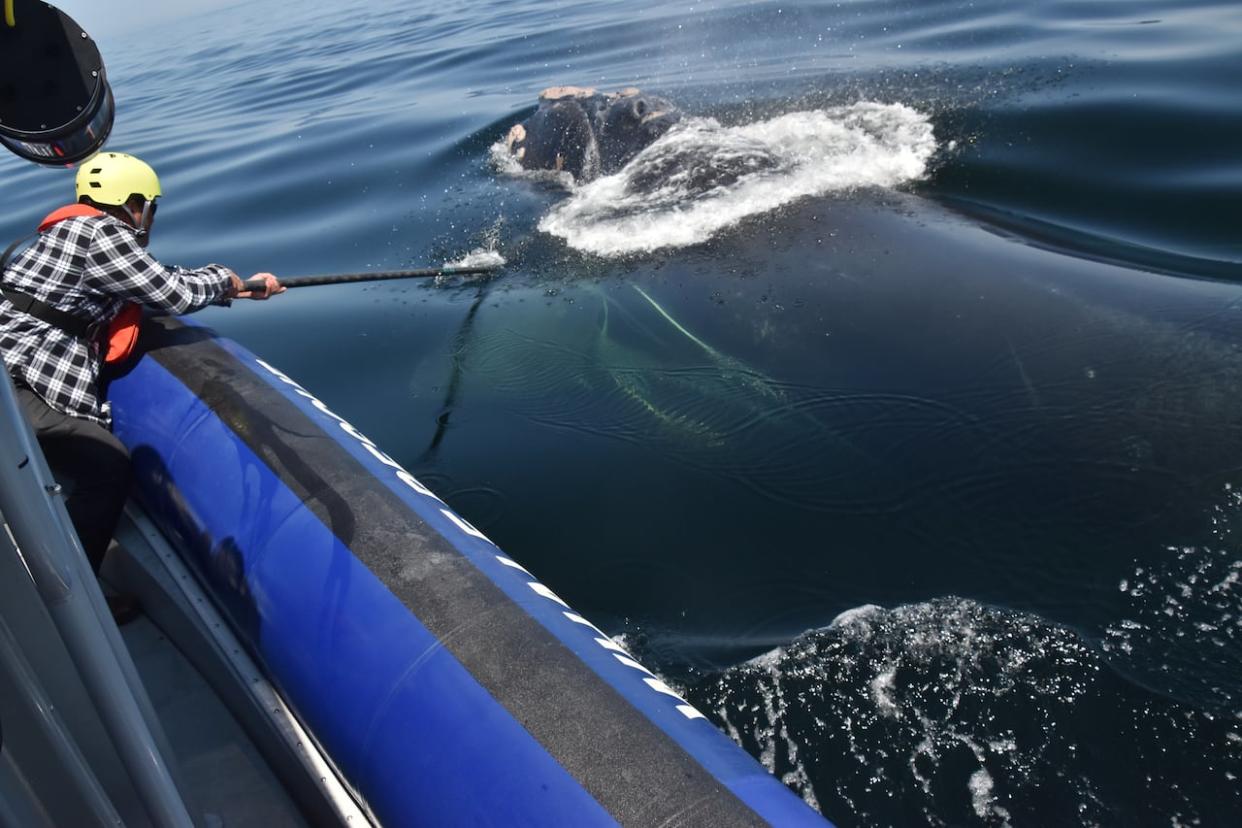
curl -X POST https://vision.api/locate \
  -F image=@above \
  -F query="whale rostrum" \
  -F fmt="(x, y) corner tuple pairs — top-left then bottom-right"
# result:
(506, 86), (682, 182)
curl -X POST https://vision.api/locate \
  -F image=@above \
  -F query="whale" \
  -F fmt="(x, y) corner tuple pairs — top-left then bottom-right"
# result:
(504, 86), (682, 182)
(351, 190), (1242, 652)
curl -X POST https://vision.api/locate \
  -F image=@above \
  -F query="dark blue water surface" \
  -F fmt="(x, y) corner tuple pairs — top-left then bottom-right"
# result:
(4, 0), (1240, 824)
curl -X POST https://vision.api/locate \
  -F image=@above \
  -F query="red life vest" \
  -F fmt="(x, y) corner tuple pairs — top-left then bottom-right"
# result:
(38, 205), (142, 365)
(37, 204), (106, 232)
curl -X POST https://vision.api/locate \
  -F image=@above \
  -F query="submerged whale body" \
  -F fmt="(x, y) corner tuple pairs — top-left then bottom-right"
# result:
(505, 86), (682, 182)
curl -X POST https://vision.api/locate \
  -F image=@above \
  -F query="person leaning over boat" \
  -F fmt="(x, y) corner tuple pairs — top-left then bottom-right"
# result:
(0, 151), (284, 616)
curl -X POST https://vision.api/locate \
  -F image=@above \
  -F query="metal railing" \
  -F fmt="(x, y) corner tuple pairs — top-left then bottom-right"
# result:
(0, 364), (194, 827)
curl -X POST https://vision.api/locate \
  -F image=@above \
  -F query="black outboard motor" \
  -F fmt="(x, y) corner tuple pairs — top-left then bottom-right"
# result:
(0, 0), (114, 165)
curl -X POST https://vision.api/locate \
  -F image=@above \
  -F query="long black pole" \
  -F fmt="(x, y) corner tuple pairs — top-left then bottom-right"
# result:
(243, 265), (500, 292)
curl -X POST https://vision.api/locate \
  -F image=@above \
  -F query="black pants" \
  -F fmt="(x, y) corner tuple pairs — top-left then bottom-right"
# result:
(16, 386), (131, 572)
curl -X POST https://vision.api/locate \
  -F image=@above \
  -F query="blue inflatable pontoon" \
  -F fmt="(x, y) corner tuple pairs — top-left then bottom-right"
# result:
(104, 316), (828, 827)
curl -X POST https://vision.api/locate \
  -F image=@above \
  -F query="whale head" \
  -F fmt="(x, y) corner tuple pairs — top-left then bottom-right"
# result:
(505, 87), (681, 183)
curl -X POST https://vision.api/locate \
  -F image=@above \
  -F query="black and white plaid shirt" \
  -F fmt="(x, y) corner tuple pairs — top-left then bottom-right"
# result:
(0, 214), (234, 426)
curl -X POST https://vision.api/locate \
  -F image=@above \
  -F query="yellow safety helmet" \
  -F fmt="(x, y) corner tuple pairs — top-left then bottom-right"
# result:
(75, 152), (162, 206)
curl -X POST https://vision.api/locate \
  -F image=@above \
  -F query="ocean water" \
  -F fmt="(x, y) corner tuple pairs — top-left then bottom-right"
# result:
(3, 0), (1240, 823)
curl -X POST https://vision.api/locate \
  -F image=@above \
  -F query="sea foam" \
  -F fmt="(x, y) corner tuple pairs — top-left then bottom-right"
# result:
(531, 102), (935, 256)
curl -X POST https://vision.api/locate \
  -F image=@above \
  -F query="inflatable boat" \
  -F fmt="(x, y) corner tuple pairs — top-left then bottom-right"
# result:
(0, 315), (829, 826)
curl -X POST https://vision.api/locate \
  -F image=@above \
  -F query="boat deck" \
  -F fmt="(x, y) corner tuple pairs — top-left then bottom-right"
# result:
(118, 614), (306, 827)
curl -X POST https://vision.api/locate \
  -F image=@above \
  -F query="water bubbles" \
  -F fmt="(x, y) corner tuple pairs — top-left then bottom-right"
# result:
(1103, 490), (1242, 713)
(686, 597), (1241, 825)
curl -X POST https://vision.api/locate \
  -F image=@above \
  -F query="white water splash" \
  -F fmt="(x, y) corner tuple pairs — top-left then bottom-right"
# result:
(532, 102), (935, 256)
(691, 595), (1240, 825)
(869, 663), (901, 720)
(831, 603), (883, 628)
(693, 599), (1105, 825)
(444, 247), (506, 269)
(489, 140), (576, 188)
(969, 768), (1012, 825)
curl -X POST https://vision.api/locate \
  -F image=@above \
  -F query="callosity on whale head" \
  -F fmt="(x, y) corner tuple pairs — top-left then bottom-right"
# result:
(505, 86), (681, 182)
